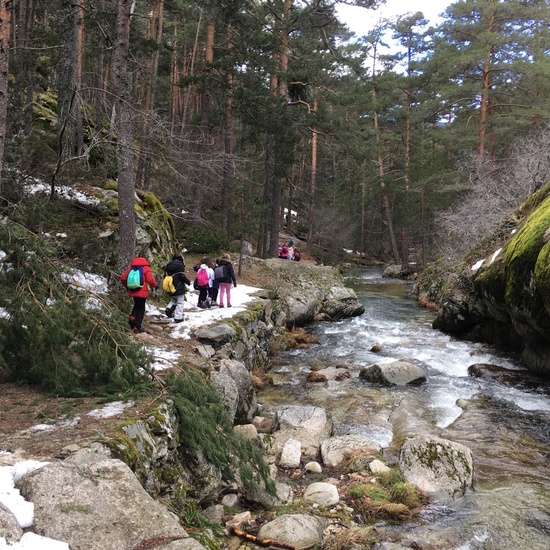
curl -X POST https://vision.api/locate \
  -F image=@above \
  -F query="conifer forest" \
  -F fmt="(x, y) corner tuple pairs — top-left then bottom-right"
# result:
(1, 0), (550, 267)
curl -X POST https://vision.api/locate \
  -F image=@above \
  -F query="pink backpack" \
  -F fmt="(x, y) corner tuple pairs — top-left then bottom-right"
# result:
(196, 267), (209, 287)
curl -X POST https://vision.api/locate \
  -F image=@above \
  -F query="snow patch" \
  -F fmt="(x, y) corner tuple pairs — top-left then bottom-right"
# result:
(87, 401), (134, 418)
(471, 259), (484, 272)
(489, 248), (502, 265)
(0, 460), (48, 528)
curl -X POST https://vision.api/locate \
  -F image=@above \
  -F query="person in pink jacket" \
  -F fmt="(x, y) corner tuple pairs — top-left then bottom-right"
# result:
(120, 256), (158, 333)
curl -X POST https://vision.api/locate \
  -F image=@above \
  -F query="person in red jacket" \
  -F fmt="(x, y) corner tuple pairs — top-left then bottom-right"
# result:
(120, 256), (158, 333)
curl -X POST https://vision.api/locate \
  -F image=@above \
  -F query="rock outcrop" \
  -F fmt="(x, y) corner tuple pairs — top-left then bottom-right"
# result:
(421, 181), (550, 376)
(261, 258), (365, 326)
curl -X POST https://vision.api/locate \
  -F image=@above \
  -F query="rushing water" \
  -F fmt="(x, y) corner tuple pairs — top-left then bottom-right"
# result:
(259, 267), (550, 549)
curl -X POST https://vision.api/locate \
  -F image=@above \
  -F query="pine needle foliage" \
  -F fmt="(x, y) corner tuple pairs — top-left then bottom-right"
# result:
(0, 222), (153, 397)
(165, 371), (275, 495)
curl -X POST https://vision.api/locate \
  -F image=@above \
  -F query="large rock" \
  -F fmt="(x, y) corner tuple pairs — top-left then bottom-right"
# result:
(262, 259), (364, 327)
(244, 479), (293, 509)
(0, 501), (23, 543)
(193, 323), (237, 344)
(220, 359), (257, 423)
(320, 435), (380, 468)
(279, 438), (302, 468)
(303, 482), (339, 507)
(257, 514), (326, 550)
(429, 182), (550, 375)
(210, 359), (257, 423)
(268, 406), (333, 459)
(399, 434), (474, 504)
(359, 360), (427, 386)
(16, 450), (201, 550)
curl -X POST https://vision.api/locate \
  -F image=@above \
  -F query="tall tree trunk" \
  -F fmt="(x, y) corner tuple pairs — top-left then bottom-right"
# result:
(14, 0), (33, 133)
(182, 10), (202, 131)
(258, 133), (275, 258)
(0, 0), (10, 196)
(110, 0), (135, 268)
(477, 10), (495, 172)
(221, 25), (234, 235)
(371, 45), (400, 265)
(192, 21), (214, 219)
(57, 0), (83, 166)
(136, 0), (164, 190)
(169, 22), (180, 135)
(306, 93), (318, 254)
(75, 1), (84, 155)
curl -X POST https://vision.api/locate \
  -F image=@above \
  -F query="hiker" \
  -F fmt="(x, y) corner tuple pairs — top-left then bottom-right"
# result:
(216, 252), (237, 308)
(120, 255), (158, 334)
(163, 253), (191, 323)
(293, 248), (301, 261)
(209, 258), (221, 306)
(287, 244), (295, 261)
(194, 257), (213, 308)
(279, 241), (289, 259)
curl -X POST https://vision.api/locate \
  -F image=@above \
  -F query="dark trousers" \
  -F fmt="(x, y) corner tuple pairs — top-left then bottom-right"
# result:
(130, 297), (147, 329)
(209, 282), (219, 302)
(198, 286), (209, 305)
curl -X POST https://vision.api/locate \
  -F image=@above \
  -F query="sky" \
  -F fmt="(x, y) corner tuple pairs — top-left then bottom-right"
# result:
(336, 0), (456, 37)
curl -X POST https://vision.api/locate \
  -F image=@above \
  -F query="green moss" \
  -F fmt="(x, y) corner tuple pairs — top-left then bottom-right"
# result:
(376, 467), (404, 488)
(502, 194), (550, 327)
(408, 441), (471, 480)
(137, 190), (175, 233)
(390, 482), (421, 509)
(103, 432), (143, 473)
(33, 92), (58, 125)
(517, 180), (550, 216)
(348, 483), (390, 502)
(102, 180), (118, 191)
(60, 503), (91, 514)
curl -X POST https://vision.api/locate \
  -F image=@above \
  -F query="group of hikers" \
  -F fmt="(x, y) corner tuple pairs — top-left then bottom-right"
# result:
(278, 238), (301, 261)
(120, 252), (237, 334)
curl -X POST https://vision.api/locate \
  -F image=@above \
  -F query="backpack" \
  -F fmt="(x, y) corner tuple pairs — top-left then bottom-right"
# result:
(162, 274), (176, 294)
(214, 264), (228, 282)
(196, 267), (209, 287)
(126, 266), (144, 290)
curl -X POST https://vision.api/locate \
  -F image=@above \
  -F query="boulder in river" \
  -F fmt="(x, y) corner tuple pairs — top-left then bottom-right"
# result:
(399, 434), (474, 504)
(359, 360), (427, 386)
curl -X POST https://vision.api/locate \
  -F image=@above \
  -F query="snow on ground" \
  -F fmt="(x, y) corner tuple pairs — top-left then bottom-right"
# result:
(145, 283), (263, 370)
(87, 401), (135, 418)
(0, 533), (69, 549)
(26, 180), (101, 208)
(149, 283), (262, 341)
(0, 459), (71, 550)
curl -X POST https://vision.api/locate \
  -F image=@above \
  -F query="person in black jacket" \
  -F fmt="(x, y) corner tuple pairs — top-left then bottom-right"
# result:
(164, 253), (191, 323)
(216, 252), (237, 308)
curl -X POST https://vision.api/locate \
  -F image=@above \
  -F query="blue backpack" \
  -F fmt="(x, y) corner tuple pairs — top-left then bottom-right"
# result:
(126, 266), (144, 290)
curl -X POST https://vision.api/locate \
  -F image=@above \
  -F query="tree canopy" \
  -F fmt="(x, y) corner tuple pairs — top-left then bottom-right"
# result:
(0, 0), (549, 266)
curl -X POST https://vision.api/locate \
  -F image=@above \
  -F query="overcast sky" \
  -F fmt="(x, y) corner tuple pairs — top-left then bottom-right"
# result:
(337, 0), (456, 37)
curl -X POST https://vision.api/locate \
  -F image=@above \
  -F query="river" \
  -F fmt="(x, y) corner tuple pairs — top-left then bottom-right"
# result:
(258, 267), (550, 549)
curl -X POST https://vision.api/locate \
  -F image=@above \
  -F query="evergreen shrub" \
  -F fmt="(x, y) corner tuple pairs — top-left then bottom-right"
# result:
(181, 224), (233, 254)
(165, 371), (274, 494)
(0, 222), (153, 397)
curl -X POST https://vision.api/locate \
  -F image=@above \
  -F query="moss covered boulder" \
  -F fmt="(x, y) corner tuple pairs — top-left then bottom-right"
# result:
(432, 182), (550, 375)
